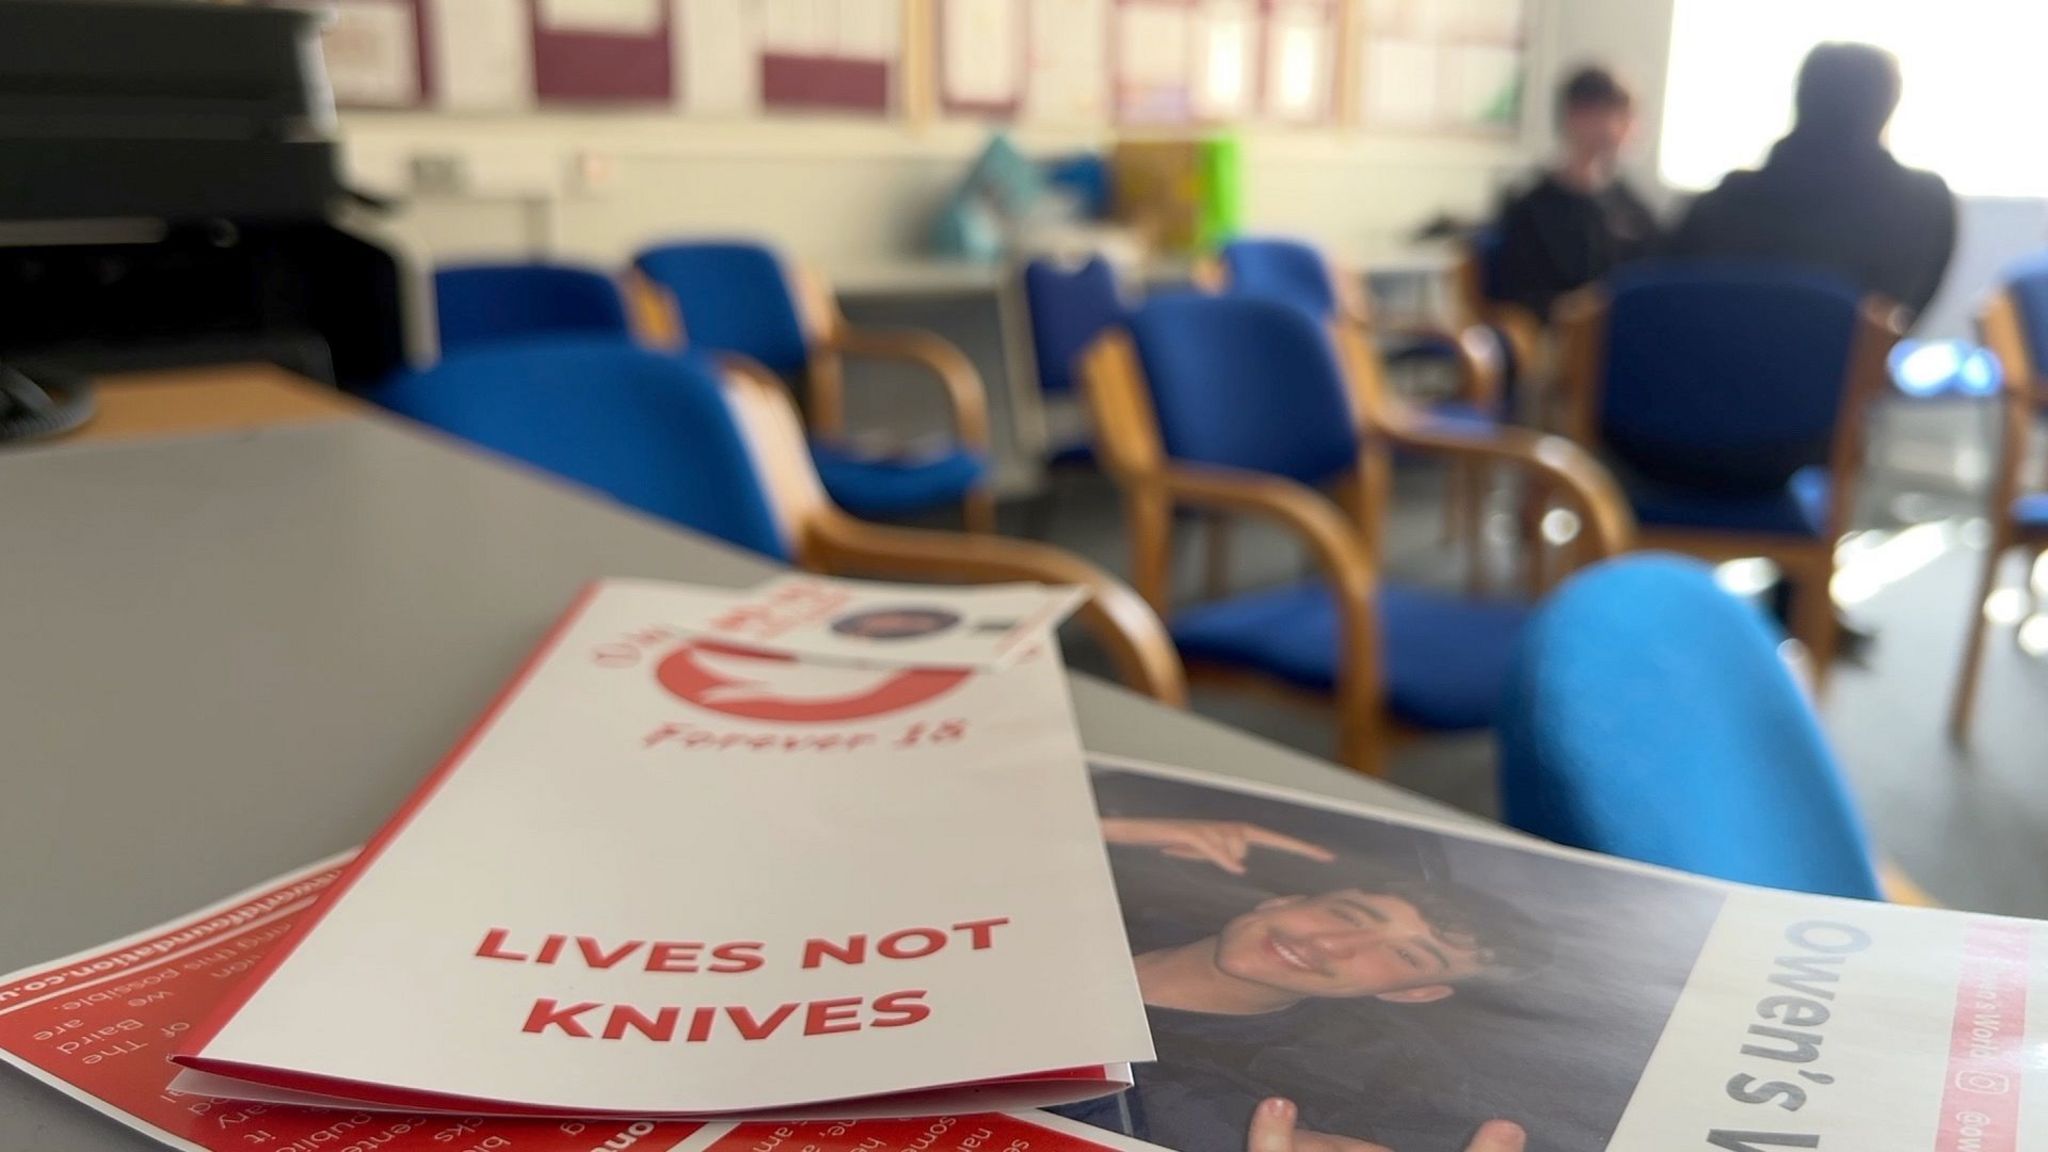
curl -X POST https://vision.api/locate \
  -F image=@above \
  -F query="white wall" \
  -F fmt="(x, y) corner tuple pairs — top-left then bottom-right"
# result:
(338, 111), (1535, 279)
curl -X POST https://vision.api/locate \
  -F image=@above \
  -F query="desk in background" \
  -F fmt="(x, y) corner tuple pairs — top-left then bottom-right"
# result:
(0, 368), (1467, 1152)
(50, 364), (359, 445)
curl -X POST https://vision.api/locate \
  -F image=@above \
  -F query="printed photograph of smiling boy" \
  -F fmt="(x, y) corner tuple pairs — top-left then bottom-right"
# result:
(1067, 767), (1729, 1152)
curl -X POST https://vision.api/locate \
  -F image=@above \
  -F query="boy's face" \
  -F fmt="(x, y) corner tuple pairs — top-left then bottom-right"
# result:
(1563, 104), (1635, 165)
(1211, 890), (1488, 1004)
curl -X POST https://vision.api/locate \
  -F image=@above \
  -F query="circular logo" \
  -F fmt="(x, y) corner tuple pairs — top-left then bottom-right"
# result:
(827, 606), (963, 641)
(655, 639), (968, 723)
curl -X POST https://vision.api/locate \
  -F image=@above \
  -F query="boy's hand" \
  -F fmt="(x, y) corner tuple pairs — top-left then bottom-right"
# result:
(1247, 1097), (1527, 1152)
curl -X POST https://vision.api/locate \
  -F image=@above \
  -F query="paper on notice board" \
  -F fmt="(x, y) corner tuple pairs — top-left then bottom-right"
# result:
(942, 0), (1022, 106)
(1190, 1), (1256, 119)
(537, 0), (663, 34)
(320, 0), (419, 107)
(837, 0), (901, 60)
(428, 0), (533, 110)
(679, 0), (763, 113)
(1118, 1), (1191, 89)
(1266, 1), (1329, 120)
(1024, 0), (1107, 121)
(763, 0), (836, 53)
(1362, 37), (1439, 126)
(1444, 43), (1520, 126)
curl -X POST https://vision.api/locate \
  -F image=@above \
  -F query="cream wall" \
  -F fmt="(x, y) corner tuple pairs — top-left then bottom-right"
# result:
(341, 112), (1538, 276)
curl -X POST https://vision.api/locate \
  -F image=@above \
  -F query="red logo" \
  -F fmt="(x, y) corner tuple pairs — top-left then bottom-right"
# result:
(655, 640), (968, 723)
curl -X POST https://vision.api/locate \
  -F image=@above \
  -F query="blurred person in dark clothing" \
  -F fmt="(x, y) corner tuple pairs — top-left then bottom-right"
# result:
(1666, 42), (1957, 320)
(1494, 67), (1661, 320)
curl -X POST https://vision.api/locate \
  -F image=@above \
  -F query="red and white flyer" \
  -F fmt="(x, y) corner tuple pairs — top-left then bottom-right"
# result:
(0, 858), (1163, 1152)
(165, 579), (1152, 1119)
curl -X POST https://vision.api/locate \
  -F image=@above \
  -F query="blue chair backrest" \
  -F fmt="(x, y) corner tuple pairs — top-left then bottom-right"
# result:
(633, 242), (811, 377)
(1125, 294), (1358, 484)
(1498, 555), (1883, 900)
(433, 263), (632, 354)
(375, 339), (790, 561)
(1219, 237), (1339, 320)
(2002, 251), (2048, 377)
(1023, 256), (1125, 398)
(1469, 227), (1508, 303)
(1598, 265), (1864, 493)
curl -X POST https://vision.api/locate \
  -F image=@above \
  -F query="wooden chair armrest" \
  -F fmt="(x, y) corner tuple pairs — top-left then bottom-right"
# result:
(1157, 464), (1387, 772)
(802, 510), (1188, 707)
(821, 326), (993, 451)
(1375, 407), (1636, 559)
(1376, 320), (1505, 414)
(1879, 861), (1942, 908)
(1158, 464), (1380, 605)
(1490, 304), (1545, 370)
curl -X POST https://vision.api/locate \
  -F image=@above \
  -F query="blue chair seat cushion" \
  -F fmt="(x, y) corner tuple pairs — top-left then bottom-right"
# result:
(1629, 466), (1831, 537)
(1170, 581), (1529, 730)
(1422, 400), (1499, 433)
(810, 441), (987, 516)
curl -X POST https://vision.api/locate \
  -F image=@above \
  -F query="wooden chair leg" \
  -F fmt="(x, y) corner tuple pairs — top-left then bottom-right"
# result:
(1461, 462), (1492, 594)
(1204, 513), (1233, 601)
(1336, 706), (1388, 778)
(1794, 555), (1840, 696)
(1517, 481), (1551, 599)
(1949, 539), (2009, 746)
(1442, 460), (1471, 550)
(962, 488), (998, 534)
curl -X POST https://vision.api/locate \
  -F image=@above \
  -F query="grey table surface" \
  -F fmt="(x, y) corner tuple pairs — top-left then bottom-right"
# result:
(0, 414), (1459, 1150)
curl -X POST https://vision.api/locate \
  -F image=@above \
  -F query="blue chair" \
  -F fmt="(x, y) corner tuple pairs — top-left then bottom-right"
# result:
(433, 263), (633, 355)
(1556, 265), (1905, 685)
(1498, 554), (1884, 900)
(1018, 254), (1127, 466)
(1951, 255), (2048, 742)
(1209, 237), (1500, 407)
(631, 240), (995, 531)
(373, 338), (1186, 704)
(1215, 236), (1348, 321)
(1208, 235), (1519, 588)
(1081, 293), (1632, 775)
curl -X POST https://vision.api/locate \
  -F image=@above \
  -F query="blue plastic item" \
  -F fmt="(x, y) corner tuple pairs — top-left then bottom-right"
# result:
(1497, 554), (1885, 899)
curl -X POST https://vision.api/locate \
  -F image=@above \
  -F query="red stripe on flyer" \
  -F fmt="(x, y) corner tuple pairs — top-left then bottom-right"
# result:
(1934, 921), (2031, 1152)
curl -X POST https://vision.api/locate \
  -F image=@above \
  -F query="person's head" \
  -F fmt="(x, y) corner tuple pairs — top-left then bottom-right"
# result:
(1208, 881), (1549, 1006)
(828, 607), (961, 640)
(1794, 42), (1902, 143)
(1556, 66), (1636, 170)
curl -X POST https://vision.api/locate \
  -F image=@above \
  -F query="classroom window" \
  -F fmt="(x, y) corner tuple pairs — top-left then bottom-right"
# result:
(1661, 0), (2048, 197)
